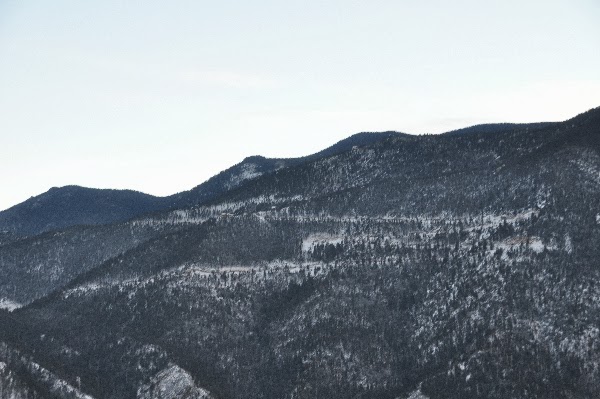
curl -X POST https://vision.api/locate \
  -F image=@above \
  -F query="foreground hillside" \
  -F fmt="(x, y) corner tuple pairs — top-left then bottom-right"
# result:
(0, 107), (599, 399)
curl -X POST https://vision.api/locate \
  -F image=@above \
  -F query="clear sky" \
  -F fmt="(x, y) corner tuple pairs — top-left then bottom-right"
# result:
(1, 0), (599, 211)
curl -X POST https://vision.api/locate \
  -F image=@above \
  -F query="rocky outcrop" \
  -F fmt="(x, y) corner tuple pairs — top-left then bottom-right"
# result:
(138, 364), (214, 399)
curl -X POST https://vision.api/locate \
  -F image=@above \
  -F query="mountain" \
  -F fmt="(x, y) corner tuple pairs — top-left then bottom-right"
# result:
(170, 131), (405, 209)
(0, 131), (404, 307)
(0, 186), (169, 237)
(0, 107), (599, 399)
(0, 132), (403, 238)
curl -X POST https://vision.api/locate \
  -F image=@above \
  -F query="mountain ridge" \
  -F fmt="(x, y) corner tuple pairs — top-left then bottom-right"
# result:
(0, 131), (405, 237)
(5, 112), (588, 237)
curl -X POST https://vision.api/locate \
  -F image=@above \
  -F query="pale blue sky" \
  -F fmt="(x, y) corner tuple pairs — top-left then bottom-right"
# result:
(1, 0), (599, 210)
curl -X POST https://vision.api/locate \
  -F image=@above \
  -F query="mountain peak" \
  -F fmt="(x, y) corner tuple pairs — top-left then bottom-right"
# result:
(242, 155), (267, 163)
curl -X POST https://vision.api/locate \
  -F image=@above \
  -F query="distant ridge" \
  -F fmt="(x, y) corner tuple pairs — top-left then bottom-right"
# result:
(0, 186), (168, 236)
(2, 108), (597, 237)
(0, 131), (403, 236)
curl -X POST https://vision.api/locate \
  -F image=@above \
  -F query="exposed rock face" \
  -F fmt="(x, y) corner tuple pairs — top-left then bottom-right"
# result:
(405, 388), (429, 399)
(138, 365), (214, 399)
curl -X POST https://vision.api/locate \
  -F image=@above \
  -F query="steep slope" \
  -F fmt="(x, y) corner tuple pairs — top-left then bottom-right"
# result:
(0, 220), (176, 307)
(1, 107), (598, 399)
(0, 334), (94, 399)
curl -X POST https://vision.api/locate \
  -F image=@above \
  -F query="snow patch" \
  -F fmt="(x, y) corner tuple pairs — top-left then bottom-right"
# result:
(227, 163), (262, 189)
(302, 233), (343, 252)
(405, 388), (429, 399)
(529, 238), (545, 253)
(498, 236), (549, 253)
(0, 298), (22, 311)
(63, 283), (105, 298)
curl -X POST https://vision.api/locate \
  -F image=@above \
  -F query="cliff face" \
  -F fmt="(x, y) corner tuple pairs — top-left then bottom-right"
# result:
(138, 365), (214, 399)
